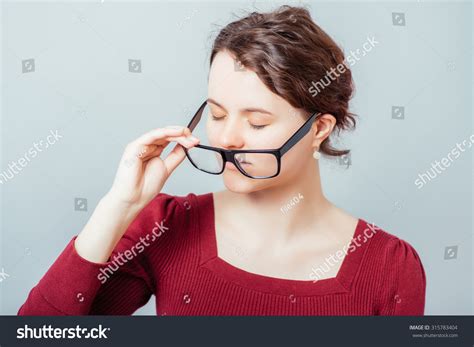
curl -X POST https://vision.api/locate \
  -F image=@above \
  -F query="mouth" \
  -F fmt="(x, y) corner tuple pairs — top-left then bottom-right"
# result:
(225, 160), (252, 170)
(235, 154), (251, 166)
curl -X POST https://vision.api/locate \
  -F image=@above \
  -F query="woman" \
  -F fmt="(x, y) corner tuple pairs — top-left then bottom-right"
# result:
(18, 5), (426, 316)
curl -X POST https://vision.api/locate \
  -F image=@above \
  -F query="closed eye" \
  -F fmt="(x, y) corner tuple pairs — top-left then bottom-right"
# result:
(249, 123), (267, 130)
(211, 115), (268, 130)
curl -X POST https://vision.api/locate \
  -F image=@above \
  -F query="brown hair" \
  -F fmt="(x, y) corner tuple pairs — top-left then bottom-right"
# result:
(210, 5), (356, 157)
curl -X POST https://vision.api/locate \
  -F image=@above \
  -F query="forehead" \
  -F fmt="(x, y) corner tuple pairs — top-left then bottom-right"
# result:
(208, 50), (283, 110)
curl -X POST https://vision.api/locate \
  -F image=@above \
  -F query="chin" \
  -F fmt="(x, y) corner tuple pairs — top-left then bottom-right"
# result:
(221, 170), (272, 194)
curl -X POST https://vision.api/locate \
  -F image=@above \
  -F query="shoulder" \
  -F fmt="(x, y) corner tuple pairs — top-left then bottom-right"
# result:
(111, 192), (201, 274)
(115, 192), (197, 256)
(138, 191), (209, 219)
(140, 191), (194, 219)
(126, 192), (201, 239)
(128, 192), (198, 229)
(365, 221), (425, 270)
(125, 191), (212, 249)
(363, 220), (427, 315)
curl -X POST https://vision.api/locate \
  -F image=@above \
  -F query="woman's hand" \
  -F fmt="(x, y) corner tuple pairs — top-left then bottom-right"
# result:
(74, 125), (199, 263)
(106, 125), (200, 210)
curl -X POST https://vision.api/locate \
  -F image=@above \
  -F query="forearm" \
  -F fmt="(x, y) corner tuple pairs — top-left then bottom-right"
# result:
(74, 193), (144, 263)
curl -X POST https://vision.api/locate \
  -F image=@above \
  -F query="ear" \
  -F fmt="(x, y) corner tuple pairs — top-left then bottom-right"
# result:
(311, 113), (337, 147)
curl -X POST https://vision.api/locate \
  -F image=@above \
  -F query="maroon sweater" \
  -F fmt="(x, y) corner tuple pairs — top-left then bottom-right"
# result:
(18, 192), (426, 315)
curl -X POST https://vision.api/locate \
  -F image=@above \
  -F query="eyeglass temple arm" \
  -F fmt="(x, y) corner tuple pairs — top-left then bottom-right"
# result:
(279, 112), (320, 156)
(186, 101), (207, 131)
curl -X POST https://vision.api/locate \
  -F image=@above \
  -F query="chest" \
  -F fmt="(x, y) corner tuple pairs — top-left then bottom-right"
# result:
(214, 226), (347, 281)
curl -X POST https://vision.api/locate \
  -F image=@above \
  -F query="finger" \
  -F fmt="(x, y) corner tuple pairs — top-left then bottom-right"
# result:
(163, 142), (188, 175)
(124, 135), (199, 168)
(183, 127), (192, 136)
(126, 128), (183, 155)
(136, 144), (161, 161)
(155, 135), (199, 150)
(136, 126), (197, 147)
(125, 127), (196, 157)
(123, 128), (180, 160)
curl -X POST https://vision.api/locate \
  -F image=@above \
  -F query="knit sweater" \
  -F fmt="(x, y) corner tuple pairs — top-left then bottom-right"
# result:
(18, 192), (426, 316)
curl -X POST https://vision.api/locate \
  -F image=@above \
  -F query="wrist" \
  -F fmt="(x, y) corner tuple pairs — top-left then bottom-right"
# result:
(99, 192), (144, 223)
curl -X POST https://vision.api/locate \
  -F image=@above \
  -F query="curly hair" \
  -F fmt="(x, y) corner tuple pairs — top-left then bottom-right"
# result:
(210, 5), (357, 157)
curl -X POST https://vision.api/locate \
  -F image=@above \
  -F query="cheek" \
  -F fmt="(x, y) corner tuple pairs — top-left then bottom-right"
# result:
(280, 140), (313, 170)
(247, 125), (288, 148)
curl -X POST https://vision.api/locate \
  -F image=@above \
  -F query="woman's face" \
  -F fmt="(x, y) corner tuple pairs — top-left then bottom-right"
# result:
(206, 50), (317, 193)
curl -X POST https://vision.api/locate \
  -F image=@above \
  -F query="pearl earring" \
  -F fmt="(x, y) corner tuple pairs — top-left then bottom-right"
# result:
(313, 148), (321, 160)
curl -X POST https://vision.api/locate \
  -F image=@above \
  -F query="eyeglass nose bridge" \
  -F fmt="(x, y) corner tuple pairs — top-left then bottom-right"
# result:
(219, 149), (248, 172)
(221, 149), (240, 166)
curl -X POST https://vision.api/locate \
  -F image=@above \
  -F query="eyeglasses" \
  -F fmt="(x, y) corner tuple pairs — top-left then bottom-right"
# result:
(183, 100), (322, 179)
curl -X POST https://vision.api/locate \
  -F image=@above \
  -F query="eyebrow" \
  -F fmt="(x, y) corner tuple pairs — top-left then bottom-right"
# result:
(207, 98), (275, 117)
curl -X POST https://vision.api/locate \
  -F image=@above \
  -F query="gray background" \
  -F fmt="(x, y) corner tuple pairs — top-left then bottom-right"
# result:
(0, 0), (472, 315)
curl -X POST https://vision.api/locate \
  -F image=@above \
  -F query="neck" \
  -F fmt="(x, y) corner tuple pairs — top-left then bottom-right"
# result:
(220, 160), (334, 242)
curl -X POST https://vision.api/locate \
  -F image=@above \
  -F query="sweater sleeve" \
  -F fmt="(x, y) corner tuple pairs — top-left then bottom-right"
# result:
(376, 238), (427, 316)
(17, 193), (184, 316)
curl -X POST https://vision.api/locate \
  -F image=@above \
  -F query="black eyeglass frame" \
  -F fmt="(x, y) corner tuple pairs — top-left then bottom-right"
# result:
(183, 100), (322, 179)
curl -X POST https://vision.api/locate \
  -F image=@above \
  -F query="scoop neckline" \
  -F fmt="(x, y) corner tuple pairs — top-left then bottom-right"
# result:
(195, 192), (369, 296)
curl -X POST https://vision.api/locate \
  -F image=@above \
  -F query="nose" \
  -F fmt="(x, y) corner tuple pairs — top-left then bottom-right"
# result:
(218, 115), (245, 149)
